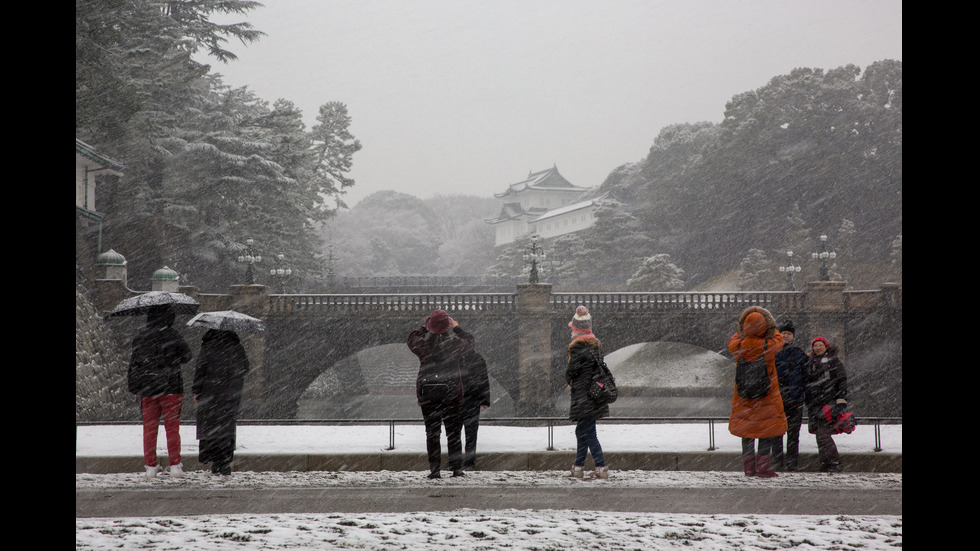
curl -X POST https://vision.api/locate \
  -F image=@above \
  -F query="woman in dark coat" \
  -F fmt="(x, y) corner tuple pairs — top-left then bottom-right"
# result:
(407, 309), (475, 479)
(192, 329), (250, 475)
(564, 306), (609, 480)
(804, 336), (849, 472)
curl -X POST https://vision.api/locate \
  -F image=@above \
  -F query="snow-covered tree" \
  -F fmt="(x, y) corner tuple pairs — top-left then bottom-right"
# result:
(737, 249), (778, 291)
(627, 254), (686, 291)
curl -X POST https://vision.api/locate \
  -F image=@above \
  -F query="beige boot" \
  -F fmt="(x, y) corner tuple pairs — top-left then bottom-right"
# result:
(590, 466), (609, 479)
(563, 465), (584, 478)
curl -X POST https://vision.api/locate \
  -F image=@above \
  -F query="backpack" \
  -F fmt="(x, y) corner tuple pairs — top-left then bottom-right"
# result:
(735, 340), (771, 399)
(587, 350), (618, 405)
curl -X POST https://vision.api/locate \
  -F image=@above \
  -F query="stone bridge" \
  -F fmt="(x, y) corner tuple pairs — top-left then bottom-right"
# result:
(93, 276), (902, 419)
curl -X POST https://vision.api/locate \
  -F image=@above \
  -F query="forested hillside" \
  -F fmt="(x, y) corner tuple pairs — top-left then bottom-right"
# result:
(77, 0), (900, 292)
(600, 61), (902, 288)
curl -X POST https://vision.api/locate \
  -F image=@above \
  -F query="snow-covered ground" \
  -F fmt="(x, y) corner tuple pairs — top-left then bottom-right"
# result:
(77, 422), (902, 550)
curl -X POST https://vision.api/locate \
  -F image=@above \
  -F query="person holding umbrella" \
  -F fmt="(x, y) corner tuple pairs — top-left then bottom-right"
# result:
(188, 311), (260, 476)
(126, 304), (193, 478)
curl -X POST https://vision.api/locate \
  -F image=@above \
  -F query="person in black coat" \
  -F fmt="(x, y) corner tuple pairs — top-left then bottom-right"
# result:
(192, 329), (250, 476)
(458, 350), (491, 470)
(128, 304), (193, 478)
(773, 320), (807, 471)
(804, 336), (849, 472)
(564, 306), (609, 479)
(407, 309), (475, 479)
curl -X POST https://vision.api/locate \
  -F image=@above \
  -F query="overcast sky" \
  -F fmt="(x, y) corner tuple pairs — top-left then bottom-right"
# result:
(204, 0), (902, 208)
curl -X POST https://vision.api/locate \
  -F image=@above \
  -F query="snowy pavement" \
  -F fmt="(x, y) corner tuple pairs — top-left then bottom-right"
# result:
(77, 422), (902, 549)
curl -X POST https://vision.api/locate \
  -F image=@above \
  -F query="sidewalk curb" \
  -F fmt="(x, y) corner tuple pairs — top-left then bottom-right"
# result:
(77, 451), (901, 474)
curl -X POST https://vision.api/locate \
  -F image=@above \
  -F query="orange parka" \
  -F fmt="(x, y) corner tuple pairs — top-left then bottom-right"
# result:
(727, 306), (787, 439)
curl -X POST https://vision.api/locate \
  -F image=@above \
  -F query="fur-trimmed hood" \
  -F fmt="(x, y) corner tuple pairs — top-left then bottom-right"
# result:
(737, 306), (776, 339)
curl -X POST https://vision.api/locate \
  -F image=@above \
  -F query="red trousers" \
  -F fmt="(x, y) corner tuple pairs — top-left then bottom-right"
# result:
(141, 394), (183, 467)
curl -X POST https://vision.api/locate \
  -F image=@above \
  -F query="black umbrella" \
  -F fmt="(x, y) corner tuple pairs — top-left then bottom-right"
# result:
(105, 291), (201, 318)
(186, 310), (266, 333)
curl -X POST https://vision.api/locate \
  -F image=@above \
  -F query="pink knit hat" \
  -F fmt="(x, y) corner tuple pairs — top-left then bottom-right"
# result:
(568, 305), (592, 331)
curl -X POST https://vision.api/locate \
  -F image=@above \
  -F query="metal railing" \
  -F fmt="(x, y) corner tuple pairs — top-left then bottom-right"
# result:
(78, 416), (902, 453)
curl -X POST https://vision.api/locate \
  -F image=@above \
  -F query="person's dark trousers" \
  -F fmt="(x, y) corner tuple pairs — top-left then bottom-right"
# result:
(422, 404), (464, 474)
(814, 422), (842, 471)
(574, 418), (605, 467)
(772, 401), (803, 470)
(460, 404), (482, 469)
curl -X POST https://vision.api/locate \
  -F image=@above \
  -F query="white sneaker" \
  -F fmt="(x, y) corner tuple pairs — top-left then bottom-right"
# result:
(169, 463), (184, 478)
(590, 466), (610, 480)
(563, 465), (584, 478)
(145, 465), (160, 478)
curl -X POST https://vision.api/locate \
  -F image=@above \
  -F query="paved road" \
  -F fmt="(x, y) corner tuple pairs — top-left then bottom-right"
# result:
(76, 485), (901, 518)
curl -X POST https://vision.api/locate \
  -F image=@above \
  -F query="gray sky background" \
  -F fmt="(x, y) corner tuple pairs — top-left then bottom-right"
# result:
(204, 0), (902, 208)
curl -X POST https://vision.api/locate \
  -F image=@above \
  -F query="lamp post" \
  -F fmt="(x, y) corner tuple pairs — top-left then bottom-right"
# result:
(778, 250), (802, 291)
(270, 253), (292, 293)
(811, 234), (837, 281)
(237, 238), (262, 284)
(523, 234), (546, 283)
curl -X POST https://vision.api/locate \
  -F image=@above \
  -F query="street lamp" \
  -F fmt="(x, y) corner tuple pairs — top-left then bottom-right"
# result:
(811, 234), (837, 281)
(778, 250), (802, 291)
(270, 253), (293, 293)
(523, 234), (546, 284)
(237, 238), (262, 284)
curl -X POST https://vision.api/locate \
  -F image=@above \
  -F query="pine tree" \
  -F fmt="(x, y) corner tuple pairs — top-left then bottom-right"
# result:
(627, 254), (686, 291)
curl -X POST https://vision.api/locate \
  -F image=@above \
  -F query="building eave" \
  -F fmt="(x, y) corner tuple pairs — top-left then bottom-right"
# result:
(76, 139), (125, 175)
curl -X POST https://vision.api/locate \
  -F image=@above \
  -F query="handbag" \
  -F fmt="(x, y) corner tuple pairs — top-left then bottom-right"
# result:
(734, 340), (770, 399)
(586, 350), (618, 405)
(822, 404), (857, 435)
(419, 372), (455, 403)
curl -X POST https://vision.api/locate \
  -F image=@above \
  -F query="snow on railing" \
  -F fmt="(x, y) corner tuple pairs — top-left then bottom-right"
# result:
(270, 293), (518, 313)
(551, 291), (806, 311)
(269, 291), (809, 313)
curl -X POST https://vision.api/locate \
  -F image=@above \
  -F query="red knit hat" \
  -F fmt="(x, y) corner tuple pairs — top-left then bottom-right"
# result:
(811, 336), (830, 349)
(425, 309), (452, 334)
